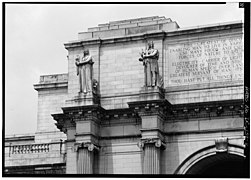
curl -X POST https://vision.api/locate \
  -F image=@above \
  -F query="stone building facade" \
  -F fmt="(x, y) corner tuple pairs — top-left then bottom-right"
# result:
(5, 16), (245, 176)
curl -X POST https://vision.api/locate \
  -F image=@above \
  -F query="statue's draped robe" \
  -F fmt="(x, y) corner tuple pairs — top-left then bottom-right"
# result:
(77, 56), (93, 93)
(143, 49), (159, 87)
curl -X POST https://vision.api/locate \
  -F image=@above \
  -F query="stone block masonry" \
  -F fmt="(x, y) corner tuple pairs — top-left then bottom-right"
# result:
(34, 74), (68, 143)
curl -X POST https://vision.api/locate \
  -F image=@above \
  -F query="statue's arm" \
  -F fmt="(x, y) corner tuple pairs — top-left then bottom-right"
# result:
(79, 55), (93, 65)
(84, 55), (92, 62)
(75, 55), (80, 65)
(144, 49), (158, 58)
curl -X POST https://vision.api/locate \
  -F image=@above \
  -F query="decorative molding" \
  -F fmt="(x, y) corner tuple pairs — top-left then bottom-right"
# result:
(168, 99), (244, 120)
(61, 105), (105, 123)
(129, 99), (172, 119)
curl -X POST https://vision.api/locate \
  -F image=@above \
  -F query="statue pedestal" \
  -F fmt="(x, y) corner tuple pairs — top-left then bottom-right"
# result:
(64, 92), (100, 108)
(139, 86), (164, 101)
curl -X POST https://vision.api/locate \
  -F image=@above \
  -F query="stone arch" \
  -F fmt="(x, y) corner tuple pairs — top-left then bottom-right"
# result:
(174, 143), (244, 175)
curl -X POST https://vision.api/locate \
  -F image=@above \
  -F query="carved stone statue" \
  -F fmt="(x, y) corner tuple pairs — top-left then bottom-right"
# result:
(75, 49), (94, 94)
(139, 41), (160, 87)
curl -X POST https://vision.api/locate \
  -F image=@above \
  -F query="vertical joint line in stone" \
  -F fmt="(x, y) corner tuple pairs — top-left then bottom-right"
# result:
(9, 143), (12, 157)
(98, 39), (102, 86)
(162, 35), (165, 83)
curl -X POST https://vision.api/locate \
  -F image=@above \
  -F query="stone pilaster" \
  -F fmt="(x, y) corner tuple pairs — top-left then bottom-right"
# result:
(138, 138), (166, 174)
(75, 142), (99, 174)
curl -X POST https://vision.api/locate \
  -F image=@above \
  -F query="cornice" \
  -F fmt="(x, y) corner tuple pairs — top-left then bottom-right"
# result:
(64, 22), (243, 49)
(52, 98), (244, 134)
(62, 104), (105, 114)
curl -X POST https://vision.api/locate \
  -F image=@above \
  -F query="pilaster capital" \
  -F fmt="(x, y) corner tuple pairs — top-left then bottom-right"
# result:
(137, 138), (166, 149)
(74, 142), (100, 152)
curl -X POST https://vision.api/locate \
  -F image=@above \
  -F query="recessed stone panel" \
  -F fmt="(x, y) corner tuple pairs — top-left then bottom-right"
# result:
(165, 35), (244, 87)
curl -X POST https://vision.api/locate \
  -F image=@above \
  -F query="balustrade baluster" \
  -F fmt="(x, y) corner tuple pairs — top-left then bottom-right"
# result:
(21, 145), (23, 154)
(10, 143), (50, 154)
(23, 145), (26, 153)
(28, 145), (31, 153)
(35, 145), (38, 153)
(17, 146), (19, 154)
(41, 144), (44, 152)
(31, 145), (33, 153)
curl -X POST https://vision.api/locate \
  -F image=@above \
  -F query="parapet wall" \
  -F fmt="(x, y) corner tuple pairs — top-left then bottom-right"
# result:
(39, 73), (68, 84)
(78, 16), (179, 40)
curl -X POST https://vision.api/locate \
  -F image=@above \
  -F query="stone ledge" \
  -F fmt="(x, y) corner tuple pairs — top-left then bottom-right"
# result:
(165, 81), (244, 93)
(34, 82), (68, 91)
(5, 135), (35, 143)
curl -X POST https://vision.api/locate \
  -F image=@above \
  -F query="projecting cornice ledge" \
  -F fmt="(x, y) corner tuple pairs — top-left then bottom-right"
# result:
(64, 31), (166, 49)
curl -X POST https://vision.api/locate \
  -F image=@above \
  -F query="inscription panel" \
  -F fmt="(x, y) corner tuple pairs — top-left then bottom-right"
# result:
(165, 36), (243, 86)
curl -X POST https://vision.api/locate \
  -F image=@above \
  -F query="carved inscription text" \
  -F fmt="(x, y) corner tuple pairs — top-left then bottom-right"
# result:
(167, 36), (243, 85)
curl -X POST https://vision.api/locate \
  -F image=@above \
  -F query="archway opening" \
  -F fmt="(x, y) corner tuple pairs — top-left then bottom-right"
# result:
(186, 153), (245, 177)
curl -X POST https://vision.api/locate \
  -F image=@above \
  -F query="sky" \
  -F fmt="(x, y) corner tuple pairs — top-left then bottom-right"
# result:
(5, 3), (244, 135)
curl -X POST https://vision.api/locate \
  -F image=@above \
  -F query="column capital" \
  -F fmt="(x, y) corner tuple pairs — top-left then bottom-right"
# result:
(74, 142), (100, 152)
(138, 138), (166, 149)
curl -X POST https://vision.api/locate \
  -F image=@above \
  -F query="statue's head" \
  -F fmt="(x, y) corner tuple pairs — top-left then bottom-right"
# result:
(150, 41), (154, 48)
(147, 42), (151, 49)
(83, 49), (89, 56)
(147, 41), (154, 49)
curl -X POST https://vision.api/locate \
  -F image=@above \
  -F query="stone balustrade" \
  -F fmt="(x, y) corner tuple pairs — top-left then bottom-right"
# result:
(12, 144), (50, 154)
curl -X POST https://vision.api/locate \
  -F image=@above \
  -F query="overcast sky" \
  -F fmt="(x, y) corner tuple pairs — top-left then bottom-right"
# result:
(5, 3), (244, 135)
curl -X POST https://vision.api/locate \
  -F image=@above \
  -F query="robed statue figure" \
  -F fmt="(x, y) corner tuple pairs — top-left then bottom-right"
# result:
(139, 41), (160, 87)
(75, 49), (94, 94)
